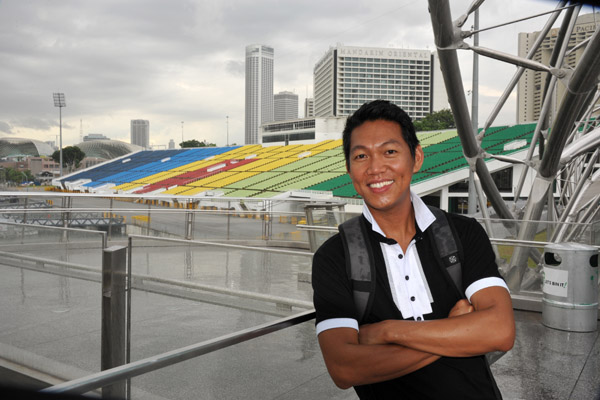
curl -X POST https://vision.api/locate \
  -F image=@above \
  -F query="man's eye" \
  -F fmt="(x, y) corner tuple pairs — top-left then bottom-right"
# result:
(354, 154), (366, 159)
(385, 149), (397, 155)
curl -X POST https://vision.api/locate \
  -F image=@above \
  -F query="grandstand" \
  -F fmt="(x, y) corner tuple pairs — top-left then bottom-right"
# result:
(56, 123), (537, 202)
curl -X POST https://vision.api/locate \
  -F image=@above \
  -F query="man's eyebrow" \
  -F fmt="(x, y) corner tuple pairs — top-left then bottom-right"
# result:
(349, 144), (367, 154)
(350, 139), (403, 153)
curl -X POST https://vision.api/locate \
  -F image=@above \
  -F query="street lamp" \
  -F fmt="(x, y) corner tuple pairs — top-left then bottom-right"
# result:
(53, 93), (66, 177)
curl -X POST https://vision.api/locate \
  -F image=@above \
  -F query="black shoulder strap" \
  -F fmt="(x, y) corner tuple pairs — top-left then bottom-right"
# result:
(339, 207), (466, 323)
(427, 206), (465, 299)
(339, 209), (503, 370)
(339, 216), (376, 324)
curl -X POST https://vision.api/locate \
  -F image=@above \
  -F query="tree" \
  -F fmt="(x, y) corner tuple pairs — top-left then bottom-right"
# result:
(413, 108), (456, 132)
(52, 146), (86, 172)
(2, 167), (33, 184)
(179, 139), (216, 148)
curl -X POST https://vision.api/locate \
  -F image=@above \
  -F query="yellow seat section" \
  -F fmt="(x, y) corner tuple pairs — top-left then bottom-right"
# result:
(248, 158), (298, 172)
(161, 185), (197, 195)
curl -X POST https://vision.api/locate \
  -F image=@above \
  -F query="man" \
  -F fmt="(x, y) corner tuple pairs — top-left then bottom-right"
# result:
(312, 100), (515, 399)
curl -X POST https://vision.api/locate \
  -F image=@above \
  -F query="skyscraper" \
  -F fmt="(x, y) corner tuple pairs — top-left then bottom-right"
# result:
(313, 45), (441, 120)
(304, 98), (314, 118)
(130, 120), (149, 149)
(274, 91), (298, 121)
(245, 44), (274, 144)
(517, 13), (599, 124)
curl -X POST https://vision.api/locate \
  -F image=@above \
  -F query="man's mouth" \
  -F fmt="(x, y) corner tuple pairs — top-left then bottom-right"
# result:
(368, 180), (393, 189)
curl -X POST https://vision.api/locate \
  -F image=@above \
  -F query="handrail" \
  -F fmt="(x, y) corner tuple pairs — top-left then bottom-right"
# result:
(296, 225), (600, 250)
(0, 221), (107, 248)
(2, 206), (308, 215)
(0, 191), (346, 205)
(40, 310), (315, 395)
(128, 234), (313, 257)
(0, 250), (103, 272)
(0, 251), (313, 310)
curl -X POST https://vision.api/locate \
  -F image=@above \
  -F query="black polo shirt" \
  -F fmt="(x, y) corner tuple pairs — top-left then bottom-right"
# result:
(312, 212), (504, 399)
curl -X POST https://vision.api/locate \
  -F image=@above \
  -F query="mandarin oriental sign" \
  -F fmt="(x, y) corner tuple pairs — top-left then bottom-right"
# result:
(338, 46), (430, 60)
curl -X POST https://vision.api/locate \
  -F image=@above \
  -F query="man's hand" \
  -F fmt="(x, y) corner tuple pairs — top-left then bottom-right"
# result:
(448, 299), (474, 318)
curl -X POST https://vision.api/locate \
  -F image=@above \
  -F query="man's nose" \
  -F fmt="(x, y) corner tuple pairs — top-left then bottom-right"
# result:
(367, 154), (386, 174)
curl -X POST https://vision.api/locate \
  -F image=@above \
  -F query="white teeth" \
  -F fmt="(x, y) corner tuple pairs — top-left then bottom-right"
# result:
(369, 180), (393, 189)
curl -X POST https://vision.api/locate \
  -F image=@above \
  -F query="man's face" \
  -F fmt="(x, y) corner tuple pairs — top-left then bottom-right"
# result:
(347, 119), (423, 215)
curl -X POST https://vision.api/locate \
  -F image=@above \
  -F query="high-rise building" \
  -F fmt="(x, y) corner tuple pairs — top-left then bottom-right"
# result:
(130, 120), (149, 149)
(245, 44), (274, 144)
(168, 139), (175, 149)
(274, 91), (299, 121)
(304, 98), (314, 118)
(313, 45), (441, 120)
(517, 13), (599, 124)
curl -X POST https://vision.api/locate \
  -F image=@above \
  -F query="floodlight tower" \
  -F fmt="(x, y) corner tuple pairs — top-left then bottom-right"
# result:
(53, 93), (66, 177)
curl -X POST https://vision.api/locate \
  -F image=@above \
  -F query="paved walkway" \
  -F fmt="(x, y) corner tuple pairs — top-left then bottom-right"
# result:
(0, 238), (598, 399)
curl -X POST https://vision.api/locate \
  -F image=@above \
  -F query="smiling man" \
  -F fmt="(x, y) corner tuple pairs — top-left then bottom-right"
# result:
(312, 100), (515, 399)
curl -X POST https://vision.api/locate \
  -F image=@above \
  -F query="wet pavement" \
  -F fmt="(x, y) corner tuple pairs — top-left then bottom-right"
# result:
(0, 226), (598, 399)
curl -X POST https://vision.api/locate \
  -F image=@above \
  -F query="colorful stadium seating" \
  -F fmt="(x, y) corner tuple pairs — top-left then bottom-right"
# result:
(58, 124), (536, 198)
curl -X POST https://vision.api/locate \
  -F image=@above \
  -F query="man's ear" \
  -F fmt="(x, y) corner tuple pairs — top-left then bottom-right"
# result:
(413, 145), (424, 173)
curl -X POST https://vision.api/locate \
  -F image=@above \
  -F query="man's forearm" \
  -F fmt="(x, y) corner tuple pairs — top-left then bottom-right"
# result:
(359, 287), (515, 357)
(318, 329), (440, 389)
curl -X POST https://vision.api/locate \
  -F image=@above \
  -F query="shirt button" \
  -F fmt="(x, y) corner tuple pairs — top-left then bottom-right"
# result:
(405, 275), (409, 280)
(410, 296), (415, 301)
(398, 254), (403, 259)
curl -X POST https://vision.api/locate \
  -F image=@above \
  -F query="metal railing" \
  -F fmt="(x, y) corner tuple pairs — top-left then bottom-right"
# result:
(41, 310), (315, 395)
(0, 193), (596, 398)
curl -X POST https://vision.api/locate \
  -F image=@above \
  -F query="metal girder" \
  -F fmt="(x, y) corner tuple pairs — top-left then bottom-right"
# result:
(428, 0), (515, 224)
(429, 0), (600, 292)
(509, 25), (600, 289)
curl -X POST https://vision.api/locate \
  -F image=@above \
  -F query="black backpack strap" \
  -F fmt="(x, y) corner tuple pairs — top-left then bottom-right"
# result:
(339, 216), (376, 324)
(427, 206), (465, 299)
(427, 206), (505, 370)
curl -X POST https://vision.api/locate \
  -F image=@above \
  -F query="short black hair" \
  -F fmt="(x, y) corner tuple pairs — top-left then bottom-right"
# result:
(342, 100), (419, 168)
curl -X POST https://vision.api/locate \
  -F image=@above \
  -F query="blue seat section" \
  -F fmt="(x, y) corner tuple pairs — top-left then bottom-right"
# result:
(62, 147), (239, 187)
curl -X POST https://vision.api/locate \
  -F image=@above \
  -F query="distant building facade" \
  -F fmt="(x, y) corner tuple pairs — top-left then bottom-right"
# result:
(83, 133), (110, 142)
(304, 98), (314, 118)
(168, 139), (175, 149)
(274, 91), (299, 121)
(260, 117), (346, 146)
(517, 13), (599, 123)
(313, 45), (443, 120)
(130, 120), (149, 149)
(245, 44), (274, 144)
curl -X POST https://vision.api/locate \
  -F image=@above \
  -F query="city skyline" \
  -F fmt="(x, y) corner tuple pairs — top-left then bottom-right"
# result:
(0, 0), (583, 149)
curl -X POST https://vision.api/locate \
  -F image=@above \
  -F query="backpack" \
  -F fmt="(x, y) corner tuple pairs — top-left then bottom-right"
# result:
(338, 205), (505, 368)
(339, 205), (464, 323)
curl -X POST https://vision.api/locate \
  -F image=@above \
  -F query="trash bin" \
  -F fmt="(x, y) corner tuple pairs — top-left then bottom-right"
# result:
(542, 242), (598, 332)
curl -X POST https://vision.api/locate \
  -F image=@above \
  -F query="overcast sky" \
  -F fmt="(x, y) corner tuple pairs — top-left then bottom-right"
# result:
(0, 0), (585, 148)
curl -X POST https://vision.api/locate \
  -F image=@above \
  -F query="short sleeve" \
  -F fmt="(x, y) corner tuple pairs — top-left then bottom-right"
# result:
(312, 234), (358, 328)
(450, 215), (506, 296)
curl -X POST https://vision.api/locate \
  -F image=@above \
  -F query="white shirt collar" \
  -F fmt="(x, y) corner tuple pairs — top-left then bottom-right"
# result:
(362, 191), (436, 238)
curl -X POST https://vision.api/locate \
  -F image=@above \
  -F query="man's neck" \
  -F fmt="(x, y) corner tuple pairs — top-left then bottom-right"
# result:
(369, 203), (416, 252)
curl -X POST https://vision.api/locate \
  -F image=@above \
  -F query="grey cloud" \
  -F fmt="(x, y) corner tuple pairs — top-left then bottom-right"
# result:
(225, 60), (244, 76)
(0, 0), (566, 146)
(17, 117), (59, 131)
(0, 121), (15, 134)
